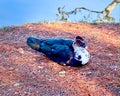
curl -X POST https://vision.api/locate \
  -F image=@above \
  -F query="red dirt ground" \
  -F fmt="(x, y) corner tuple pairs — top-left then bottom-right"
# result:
(0, 22), (120, 96)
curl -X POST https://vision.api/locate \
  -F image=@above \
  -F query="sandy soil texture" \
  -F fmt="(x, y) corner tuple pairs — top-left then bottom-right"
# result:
(0, 23), (120, 96)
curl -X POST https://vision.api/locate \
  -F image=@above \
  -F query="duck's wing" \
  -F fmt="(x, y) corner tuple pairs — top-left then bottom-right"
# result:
(40, 38), (73, 54)
(41, 43), (72, 64)
(41, 38), (73, 46)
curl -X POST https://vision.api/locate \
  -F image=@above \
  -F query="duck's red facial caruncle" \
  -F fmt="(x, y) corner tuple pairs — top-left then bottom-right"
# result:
(74, 36), (87, 48)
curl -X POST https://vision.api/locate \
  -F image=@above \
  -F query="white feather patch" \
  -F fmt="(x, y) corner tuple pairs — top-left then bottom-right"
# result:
(73, 44), (90, 65)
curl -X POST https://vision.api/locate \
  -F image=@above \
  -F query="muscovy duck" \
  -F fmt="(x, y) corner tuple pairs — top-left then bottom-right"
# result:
(26, 36), (90, 67)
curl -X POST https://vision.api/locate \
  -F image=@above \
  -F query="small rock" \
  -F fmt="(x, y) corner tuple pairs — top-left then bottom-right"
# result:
(59, 70), (66, 77)
(18, 48), (24, 54)
(9, 67), (15, 71)
(88, 71), (92, 74)
(109, 65), (118, 70)
(24, 91), (29, 95)
(13, 83), (20, 87)
(32, 58), (36, 61)
(29, 27), (32, 29)
(38, 66), (44, 69)
(107, 53), (113, 56)
(14, 92), (18, 94)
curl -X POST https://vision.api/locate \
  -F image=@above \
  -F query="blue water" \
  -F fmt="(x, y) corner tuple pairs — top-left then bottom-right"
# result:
(0, 0), (119, 27)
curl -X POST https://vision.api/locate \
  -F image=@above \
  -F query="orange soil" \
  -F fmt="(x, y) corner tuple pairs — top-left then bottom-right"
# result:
(0, 22), (120, 96)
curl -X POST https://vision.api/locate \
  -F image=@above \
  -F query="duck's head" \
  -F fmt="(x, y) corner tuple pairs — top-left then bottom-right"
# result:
(72, 36), (90, 65)
(72, 36), (87, 49)
(26, 37), (41, 51)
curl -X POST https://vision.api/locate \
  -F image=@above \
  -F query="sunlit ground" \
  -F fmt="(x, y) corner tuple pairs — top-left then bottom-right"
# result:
(0, 22), (120, 95)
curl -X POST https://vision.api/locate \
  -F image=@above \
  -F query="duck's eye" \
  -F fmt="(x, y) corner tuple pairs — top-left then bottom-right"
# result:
(78, 55), (81, 60)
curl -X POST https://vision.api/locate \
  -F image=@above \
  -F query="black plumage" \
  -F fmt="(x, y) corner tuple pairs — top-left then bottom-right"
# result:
(26, 36), (90, 67)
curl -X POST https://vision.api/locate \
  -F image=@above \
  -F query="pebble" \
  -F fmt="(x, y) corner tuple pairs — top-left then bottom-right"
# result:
(88, 71), (92, 74)
(38, 66), (44, 69)
(18, 48), (24, 54)
(58, 70), (66, 77)
(29, 27), (32, 29)
(107, 53), (113, 56)
(14, 92), (18, 94)
(13, 83), (20, 87)
(109, 65), (118, 70)
(9, 67), (15, 71)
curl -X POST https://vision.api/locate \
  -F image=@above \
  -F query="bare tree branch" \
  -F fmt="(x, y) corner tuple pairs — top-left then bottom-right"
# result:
(103, 0), (120, 16)
(56, 0), (120, 22)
